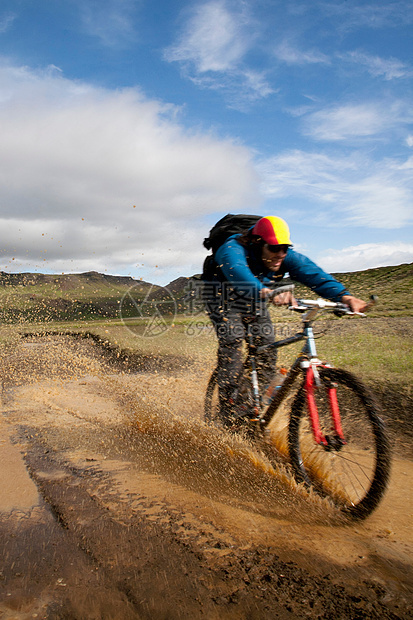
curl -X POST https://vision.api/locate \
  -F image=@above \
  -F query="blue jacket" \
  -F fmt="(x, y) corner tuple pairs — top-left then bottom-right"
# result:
(214, 234), (350, 302)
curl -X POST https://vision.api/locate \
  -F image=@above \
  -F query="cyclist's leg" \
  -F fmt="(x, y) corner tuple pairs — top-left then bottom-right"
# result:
(251, 308), (277, 389)
(208, 310), (246, 425)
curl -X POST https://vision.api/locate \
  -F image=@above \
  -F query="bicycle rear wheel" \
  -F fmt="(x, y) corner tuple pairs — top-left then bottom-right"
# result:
(204, 368), (219, 424)
(288, 368), (391, 520)
(204, 367), (256, 429)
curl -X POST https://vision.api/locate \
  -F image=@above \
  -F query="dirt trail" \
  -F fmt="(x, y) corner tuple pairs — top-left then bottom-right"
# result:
(0, 335), (412, 619)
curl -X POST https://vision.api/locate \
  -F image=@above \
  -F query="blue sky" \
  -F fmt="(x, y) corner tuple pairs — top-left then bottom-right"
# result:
(0, 0), (412, 284)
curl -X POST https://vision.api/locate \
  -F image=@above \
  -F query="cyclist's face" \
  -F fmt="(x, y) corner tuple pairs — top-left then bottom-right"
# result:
(261, 243), (288, 271)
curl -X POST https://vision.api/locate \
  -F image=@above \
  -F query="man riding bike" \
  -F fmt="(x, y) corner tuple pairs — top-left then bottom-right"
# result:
(203, 215), (367, 426)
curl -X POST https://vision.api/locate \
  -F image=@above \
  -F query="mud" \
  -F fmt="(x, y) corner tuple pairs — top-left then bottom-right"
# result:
(0, 334), (412, 619)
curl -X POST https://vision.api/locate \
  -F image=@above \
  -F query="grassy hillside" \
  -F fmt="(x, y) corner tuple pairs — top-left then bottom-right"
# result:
(138, 263), (413, 318)
(0, 263), (411, 323)
(0, 270), (155, 322)
(1, 265), (411, 424)
(289, 262), (412, 317)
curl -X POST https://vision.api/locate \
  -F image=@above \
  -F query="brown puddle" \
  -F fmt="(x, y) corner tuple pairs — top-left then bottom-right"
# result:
(0, 334), (411, 619)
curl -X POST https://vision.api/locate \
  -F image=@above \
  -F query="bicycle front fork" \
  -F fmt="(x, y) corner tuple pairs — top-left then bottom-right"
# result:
(304, 364), (346, 451)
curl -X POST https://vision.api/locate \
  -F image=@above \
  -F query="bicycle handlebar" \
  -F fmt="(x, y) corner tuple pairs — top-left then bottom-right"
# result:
(289, 301), (363, 318)
(289, 294), (377, 318)
(291, 298), (349, 310)
(265, 283), (377, 319)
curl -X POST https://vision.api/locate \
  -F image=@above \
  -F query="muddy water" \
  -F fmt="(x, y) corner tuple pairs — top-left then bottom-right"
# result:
(0, 335), (412, 619)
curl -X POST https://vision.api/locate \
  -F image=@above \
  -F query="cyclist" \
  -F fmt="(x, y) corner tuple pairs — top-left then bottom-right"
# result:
(204, 215), (368, 426)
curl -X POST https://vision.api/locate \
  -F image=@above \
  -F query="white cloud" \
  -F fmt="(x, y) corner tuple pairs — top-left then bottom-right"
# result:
(0, 11), (16, 33)
(0, 60), (260, 282)
(319, 0), (413, 31)
(0, 216), (208, 281)
(317, 242), (413, 273)
(345, 176), (412, 228)
(340, 50), (412, 80)
(242, 69), (275, 99)
(274, 42), (330, 65)
(164, 0), (273, 107)
(165, 0), (250, 73)
(76, 0), (137, 47)
(303, 103), (402, 142)
(258, 149), (413, 229)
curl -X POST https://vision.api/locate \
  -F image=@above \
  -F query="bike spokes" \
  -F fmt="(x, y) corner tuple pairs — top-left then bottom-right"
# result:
(305, 367), (347, 449)
(289, 368), (390, 519)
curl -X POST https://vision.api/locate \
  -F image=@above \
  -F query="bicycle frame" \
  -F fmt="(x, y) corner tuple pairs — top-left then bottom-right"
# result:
(205, 294), (389, 519)
(251, 310), (347, 450)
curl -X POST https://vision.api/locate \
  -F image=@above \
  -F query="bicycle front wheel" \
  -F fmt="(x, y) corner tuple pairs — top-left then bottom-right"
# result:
(288, 368), (391, 520)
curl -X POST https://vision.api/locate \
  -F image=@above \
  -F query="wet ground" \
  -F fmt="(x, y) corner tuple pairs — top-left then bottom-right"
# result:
(0, 334), (412, 619)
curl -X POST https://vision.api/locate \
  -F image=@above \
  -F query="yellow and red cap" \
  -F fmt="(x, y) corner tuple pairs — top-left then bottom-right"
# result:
(251, 216), (292, 246)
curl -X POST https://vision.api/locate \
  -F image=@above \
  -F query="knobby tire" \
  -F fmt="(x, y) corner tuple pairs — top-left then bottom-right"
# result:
(204, 368), (218, 424)
(204, 367), (255, 430)
(288, 368), (391, 520)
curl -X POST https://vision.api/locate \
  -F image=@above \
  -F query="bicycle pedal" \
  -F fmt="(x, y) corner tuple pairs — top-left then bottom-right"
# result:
(236, 410), (259, 421)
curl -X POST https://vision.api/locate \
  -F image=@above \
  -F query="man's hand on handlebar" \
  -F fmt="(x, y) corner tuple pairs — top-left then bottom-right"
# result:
(259, 288), (374, 314)
(341, 295), (369, 313)
(260, 287), (297, 307)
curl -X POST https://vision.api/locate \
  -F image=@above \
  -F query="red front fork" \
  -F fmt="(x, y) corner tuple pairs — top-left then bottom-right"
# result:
(305, 366), (346, 447)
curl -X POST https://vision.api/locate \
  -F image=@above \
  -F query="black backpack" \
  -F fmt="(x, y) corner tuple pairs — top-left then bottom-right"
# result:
(203, 213), (262, 254)
(202, 213), (262, 281)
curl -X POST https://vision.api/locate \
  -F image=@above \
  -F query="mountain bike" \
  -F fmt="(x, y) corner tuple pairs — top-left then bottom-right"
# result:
(204, 291), (391, 520)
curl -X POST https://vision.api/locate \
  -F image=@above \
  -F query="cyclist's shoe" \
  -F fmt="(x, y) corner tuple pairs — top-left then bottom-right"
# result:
(220, 414), (238, 430)
(219, 403), (258, 430)
(218, 402), (238, 428)
(219, 387), (258, 429)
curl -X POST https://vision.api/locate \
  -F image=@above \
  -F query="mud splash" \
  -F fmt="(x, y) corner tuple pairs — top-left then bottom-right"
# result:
(0, 334), (412, 618)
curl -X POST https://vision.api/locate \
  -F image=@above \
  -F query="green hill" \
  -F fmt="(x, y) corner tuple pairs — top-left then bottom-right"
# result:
(0, 263), (411, 323)
(0, 270), (155, 322)
(296, 263), (413, 316)
(167, 263), (413, 317)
